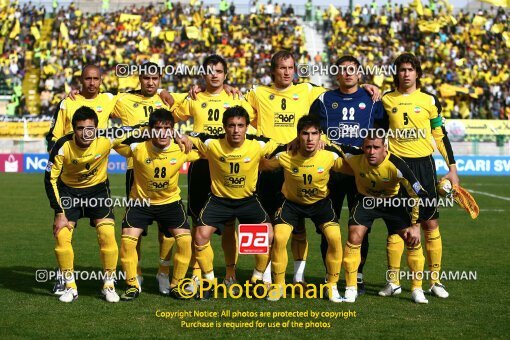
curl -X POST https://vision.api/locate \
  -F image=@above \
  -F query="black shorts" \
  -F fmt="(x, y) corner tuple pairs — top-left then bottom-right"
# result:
(401, 155), (439, 221)
(328, 172), (357, 218)
(187, 159), (212, 222)
(348, 194), (410, 235)
(256, 168), (284, 218)
(197, 194), (270, 233)
(122, 200), (189, 237)
(274, 197), (337, 231)
(58, 180), (114, 226)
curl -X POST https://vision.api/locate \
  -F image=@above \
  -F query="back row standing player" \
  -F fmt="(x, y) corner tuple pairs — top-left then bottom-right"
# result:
(309, 55), (385, 294)
(379, 53), (458, 298)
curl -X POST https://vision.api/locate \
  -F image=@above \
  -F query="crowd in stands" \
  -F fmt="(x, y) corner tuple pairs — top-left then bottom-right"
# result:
(0, 0), (508, 120)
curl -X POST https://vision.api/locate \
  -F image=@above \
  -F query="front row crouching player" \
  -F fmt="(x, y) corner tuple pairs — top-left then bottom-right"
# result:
(44, 106), (127, 303)
(261, 115), (345, 303)
(188, 106), (280, 299)
(340, 131), (430, 304)
(115, 109), (198, 300)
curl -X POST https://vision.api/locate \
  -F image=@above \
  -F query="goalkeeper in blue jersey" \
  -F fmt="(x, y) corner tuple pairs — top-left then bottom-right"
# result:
(309, 55), (385, 294)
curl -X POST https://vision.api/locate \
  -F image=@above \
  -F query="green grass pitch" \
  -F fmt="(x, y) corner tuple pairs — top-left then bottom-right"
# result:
(0, 174), (508, 338)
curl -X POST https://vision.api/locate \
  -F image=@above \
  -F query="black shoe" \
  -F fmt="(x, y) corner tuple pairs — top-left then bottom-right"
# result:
(357, 279), (366, 295)
(169, 286), (186, 300)
(121, 286), (140, 301)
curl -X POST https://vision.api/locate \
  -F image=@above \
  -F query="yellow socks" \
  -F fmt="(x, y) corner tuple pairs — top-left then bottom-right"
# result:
(170, 234), (192, 288)
(386, 234), (404, 285)
(425, 228), (442, 284)
(158, 233), (175, 276)
(120, 235), (139, 288)
(407, 243), (425, 290)
(195, 241), (214, 280)
(322, 223), (342, 284)
(54, 227), (76, 289)
(343, 241), (361, 288)
(271, 224), (293, 285)
(96, 221), (118, 287)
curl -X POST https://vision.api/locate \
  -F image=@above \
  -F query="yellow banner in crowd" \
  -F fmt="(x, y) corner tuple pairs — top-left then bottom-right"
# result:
(0, 121), (52, 138)
(119, 13), (141, 24)
(480, 0), (510, 8)
(447, 119), (510, 136)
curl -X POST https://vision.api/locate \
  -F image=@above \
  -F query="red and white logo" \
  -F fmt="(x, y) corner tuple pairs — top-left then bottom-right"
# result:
(238, 224), (270, 254)
(0, 154), (23, 172)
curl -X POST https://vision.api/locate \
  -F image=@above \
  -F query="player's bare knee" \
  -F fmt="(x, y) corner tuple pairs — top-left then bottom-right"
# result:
(421, 219), (438, 230)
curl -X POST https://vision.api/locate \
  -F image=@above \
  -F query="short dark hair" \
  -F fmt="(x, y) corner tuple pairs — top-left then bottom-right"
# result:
(72, 106), (98, 129)
(393, 53), (423, 88)
(139, 62), (161, 76)
(222, 106), (249, 126)
(203, 54), (227, 74)
(335, 55), (361, 68)
(270, 50), (295, 80)
(297, 115), (321, 134)
(149, 108), (174, 128)
(363, 128), (387, 145)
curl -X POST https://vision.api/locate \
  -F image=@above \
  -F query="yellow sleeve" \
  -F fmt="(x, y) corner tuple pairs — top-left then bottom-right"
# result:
(44, 148), (65, 213)
(241, 97), (256, 125)
(400, 178), (420, 225)
(310, 85), (327, 102)
(51, 102), (67, 142)
(429, 95), (455, 166)
(245, 88), (259, 127)
(111, 93), (127, 119)
(188, 136), (208, 155)
(173, 95), (192, 122)
(170, 92), (189, 111)
(186, 149), (201, 162)
(113, 143), (133, 158)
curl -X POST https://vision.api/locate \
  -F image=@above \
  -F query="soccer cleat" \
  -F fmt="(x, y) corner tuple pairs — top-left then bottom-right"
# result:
(184, 275), (200, 295)
(59, 287), (78, 303)
(266, 285), (284, 302)
(223, 277), (240, 295)
(429, 283), (449, 298)
(169, 286), (186, 300)
(357, 278), (366, 295)
(325, 285), (343, 303)
(344, 286), (358, 303)
(412, 288), (429, 304)
(136, 275), (144, 292)
(52, 269), (66, 296)
(156, 273), (170, 295)
(121, 286), (140, 301)
(378, 282), (402, 297)
(102, 286), (120, 303)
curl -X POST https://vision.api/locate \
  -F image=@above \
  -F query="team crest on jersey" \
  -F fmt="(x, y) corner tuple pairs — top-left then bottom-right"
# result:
(332, 102), (338, 109)
(292, 167), (298, 173)
(317, 167), (325, 174)
(96, 106), (103, 113)
(94, 154), (101, 160)
(170, 158), (177, 165)
(359, 102), (366, 110)
(155, 101), (163, 108)
(201, 103), (207, 108)
(145, 158), (152, 164)
(72, 159), (78, 165)
(292, 94), (299, 101)
(243, 157), (251, 163)
(392, 107), (397, 114)
(360, 172), (365, 177)
(219, 156), (226, 162)
(414, 106), (421, 113)
(133, 103), (139, 108)
(269, 94), (275, 100)
(85, 163), (91, 170)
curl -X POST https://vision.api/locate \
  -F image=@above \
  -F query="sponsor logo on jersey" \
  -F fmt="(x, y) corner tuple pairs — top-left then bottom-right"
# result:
(274, 112), (295, 127)
(359, 102), (366, 110)
(223, 175), (246, 188)
(148, 180), (169, 191)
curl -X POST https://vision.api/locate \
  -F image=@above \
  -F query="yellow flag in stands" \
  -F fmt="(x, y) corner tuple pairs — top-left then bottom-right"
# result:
(185, 26), (200, 40)
(480, 0), (509, 8)
(60, 21), (69, 40)
(31, 25), (40, 40)
(9, 19), (20, 39)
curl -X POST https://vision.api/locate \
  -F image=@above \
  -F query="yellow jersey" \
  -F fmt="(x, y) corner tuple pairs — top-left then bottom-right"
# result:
(245, 83), (326, 143)
(174, 90), (254, 135)
(190, 134), (278, 199)
(45, 134), (124, 213)
(115, 139), (200, 205)
(382, 88), (455, 165)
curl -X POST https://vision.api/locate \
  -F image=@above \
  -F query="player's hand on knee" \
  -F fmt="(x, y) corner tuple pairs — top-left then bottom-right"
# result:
(53, 213), (70, 238)
(403, 223), (420, 247)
